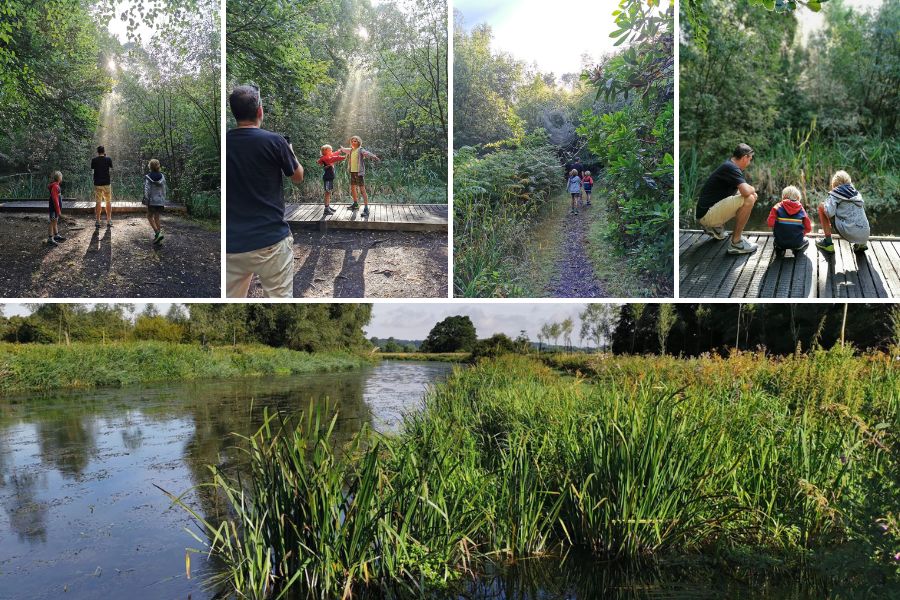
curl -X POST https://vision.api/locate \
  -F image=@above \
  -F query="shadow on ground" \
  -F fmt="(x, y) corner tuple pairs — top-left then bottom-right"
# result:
(0, 214), (220, 298)
(247, 229), (447, 298)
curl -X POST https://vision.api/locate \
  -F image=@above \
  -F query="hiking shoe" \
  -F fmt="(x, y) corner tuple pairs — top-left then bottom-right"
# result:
(702, 225), (728, 241)
(361, 206), (370, 217)
(574, 209), (579, 215)
(852, 242), (868, 253)
(351, 201), (360, 211)
(95, 220), (101, 229)
(47, 237), (58, 246)
(816, 238), (835, 253)
(53, 234), (66, 242)
(155, 232), (164, 244)
(324, 206), (336, 216)
(727, 237), (758, 255)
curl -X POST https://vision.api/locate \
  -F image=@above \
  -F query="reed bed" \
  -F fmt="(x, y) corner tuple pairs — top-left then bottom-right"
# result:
(176, 351), (900, 598)
(0, 342), (369, 393)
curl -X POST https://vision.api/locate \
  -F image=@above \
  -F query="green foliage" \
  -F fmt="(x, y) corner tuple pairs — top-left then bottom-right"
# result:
(420, 315), (477, 353)
(227, 0), (447, 198)
(470, 333), (519, 361)
(453, 134), (560, 297)
(578, 0), (674, 287)
(680, 0), (898, 222)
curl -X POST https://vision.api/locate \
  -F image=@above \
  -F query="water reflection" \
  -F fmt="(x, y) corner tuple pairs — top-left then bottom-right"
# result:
(0, 361), (454, 600)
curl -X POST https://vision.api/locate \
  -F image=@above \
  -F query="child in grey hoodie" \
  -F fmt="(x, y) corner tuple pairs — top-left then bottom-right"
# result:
(567, 169), (582, 215)
(143, 159), (167, 244)
(816, 170), (870, 253)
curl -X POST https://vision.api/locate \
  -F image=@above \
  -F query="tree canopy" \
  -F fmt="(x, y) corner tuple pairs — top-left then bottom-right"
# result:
(420, 316), (477, 353)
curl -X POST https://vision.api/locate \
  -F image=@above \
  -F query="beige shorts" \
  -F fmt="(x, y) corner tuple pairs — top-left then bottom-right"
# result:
(94, 185), (112, 204)
(698, 194), (744, 228)
(226, 235), (295, 298)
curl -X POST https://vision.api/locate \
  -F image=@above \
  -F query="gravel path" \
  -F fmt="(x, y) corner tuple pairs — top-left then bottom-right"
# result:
(546, 202), (607, 298)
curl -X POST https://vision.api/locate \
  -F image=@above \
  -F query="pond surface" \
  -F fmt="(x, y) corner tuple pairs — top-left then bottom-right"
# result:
(0, 361), (454, 600)
(743, 196), (900, 236)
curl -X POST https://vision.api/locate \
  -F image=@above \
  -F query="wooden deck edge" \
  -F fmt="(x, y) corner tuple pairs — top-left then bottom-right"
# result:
(680, 229), (900, 242)
(289, 220), (447, 233)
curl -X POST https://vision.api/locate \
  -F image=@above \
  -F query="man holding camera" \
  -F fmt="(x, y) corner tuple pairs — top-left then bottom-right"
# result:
(225, 84), (304, 297)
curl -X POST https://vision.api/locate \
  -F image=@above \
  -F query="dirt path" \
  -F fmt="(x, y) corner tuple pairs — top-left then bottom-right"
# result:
(246, 229), (448, 298)
(546, 197), (607, 298)
(0, 213), (220, 298)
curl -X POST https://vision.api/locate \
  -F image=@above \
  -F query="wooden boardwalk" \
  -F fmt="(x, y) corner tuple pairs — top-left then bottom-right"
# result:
(286, 203), (447, 232)
(0, 200), (185, 213)
(680, 230), (900, 298)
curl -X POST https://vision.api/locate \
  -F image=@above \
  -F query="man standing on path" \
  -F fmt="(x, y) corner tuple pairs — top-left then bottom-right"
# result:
(695, 143), (759, 255)
(91, 146), (113, 229)
(225, 84), (304, 298)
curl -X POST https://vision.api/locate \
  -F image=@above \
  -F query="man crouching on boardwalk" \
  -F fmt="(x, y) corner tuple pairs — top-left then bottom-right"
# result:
(695, 143), (759, 255)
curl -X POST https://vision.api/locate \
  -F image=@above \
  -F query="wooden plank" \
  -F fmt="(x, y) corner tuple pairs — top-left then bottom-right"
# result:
(679, 237), (726, 290)
(726, 236), (765, 298)
(759, 244), (783, 298)
(882, 241), (900, 293)
(679, 231), (699, 252)
(682, 235), (732, 297)
(835, 239), (860, 298)
(871, 240), (900, 297)
(788, 246), (812, 298)
(286, 203), (447, 232)
(742, 236), (775, 298)
(854, 247), (882, 298)
(705, 237), (755, 297)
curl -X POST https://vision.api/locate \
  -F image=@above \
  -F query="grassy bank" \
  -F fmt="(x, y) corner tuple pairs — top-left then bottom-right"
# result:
(377, 352), (469, 362)
(179, 350), (899, 598)
(0, 342), (369, 393)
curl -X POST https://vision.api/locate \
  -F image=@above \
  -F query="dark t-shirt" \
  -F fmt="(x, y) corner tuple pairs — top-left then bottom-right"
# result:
(696, 161), (746, 220)
(565, 161), (584, 178)
(226, 127), (299, 254)
(91, 155), (113, 185)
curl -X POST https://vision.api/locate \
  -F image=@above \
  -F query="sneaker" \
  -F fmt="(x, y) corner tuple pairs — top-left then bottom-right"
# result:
(702, 225), (728, 241)
(47, 237), (58, 246)
(852, 242), (868, 253)
(351, 201), (359, 211)
(324, 206), (336, 216)
(361, 206), (370, 217)
(586, 201), (592, 206)
(727, 237), (758, 255)
(106, 220), (112, 228)
(796, 239), (809, 253)
(574, 209), (579, 216)
(95, 220), (101, 229)
(53, 234), (66, 242)
(155, 232), (164, 244)
(816, 238), (835, 253)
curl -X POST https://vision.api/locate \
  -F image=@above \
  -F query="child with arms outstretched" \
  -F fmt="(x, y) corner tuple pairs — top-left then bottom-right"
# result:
(317, 145), (347, 216)
(339, 135), (379, 217)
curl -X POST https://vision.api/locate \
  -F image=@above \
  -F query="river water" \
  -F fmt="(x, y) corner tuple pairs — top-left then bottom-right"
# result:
(0, 361), (454, 600)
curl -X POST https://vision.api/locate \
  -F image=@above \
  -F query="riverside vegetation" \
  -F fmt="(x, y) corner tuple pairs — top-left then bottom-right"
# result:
(175, 348), (899, 598)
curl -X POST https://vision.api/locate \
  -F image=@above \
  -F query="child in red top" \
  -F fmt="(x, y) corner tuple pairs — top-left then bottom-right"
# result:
(582, 171), (594, 206)
(316, 145), (347, 216)
(47, 171), (65, 246)
(767, 185), (811, 257)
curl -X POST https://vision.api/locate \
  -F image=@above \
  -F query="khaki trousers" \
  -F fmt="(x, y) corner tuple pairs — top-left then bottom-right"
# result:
(226, 235), (294, 298)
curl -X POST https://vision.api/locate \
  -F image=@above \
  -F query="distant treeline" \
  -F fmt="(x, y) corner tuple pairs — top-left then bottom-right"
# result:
(0, 304), (372, 352)
(612, 303), (899, 356)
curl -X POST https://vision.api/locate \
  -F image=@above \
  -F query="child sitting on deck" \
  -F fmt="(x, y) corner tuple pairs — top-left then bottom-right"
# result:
(582, 171), (594, 206)
(316, 145), (347, 216)
(47, 171), (65, 246)
(816, 170), (871, 253)
(339, 136), (379, 218)
(143, 159), (167, 244)
(767, 185), (811, 257)
(567, 169), (582, 215)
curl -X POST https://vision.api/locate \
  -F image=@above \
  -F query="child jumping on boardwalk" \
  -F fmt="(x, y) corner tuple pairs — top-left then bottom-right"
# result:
(767, 185), (811, 258)
(816, 170), (870, 253)
(316, 144), (347, 216)
(567, 169), (582, 215)
(339, 135), (379, 218)
(582, 171), (594, 206)
(47, 171), (65, 246)
(143, 159), (167, 244)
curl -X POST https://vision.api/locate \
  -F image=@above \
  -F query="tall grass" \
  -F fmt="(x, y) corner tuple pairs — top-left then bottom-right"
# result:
(285, 159), (447, 205)
(680, 126), (900, 223)
(453, 140), (559, 297)
(178, 351), (899, 598)
(0, 342), (369, 393)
